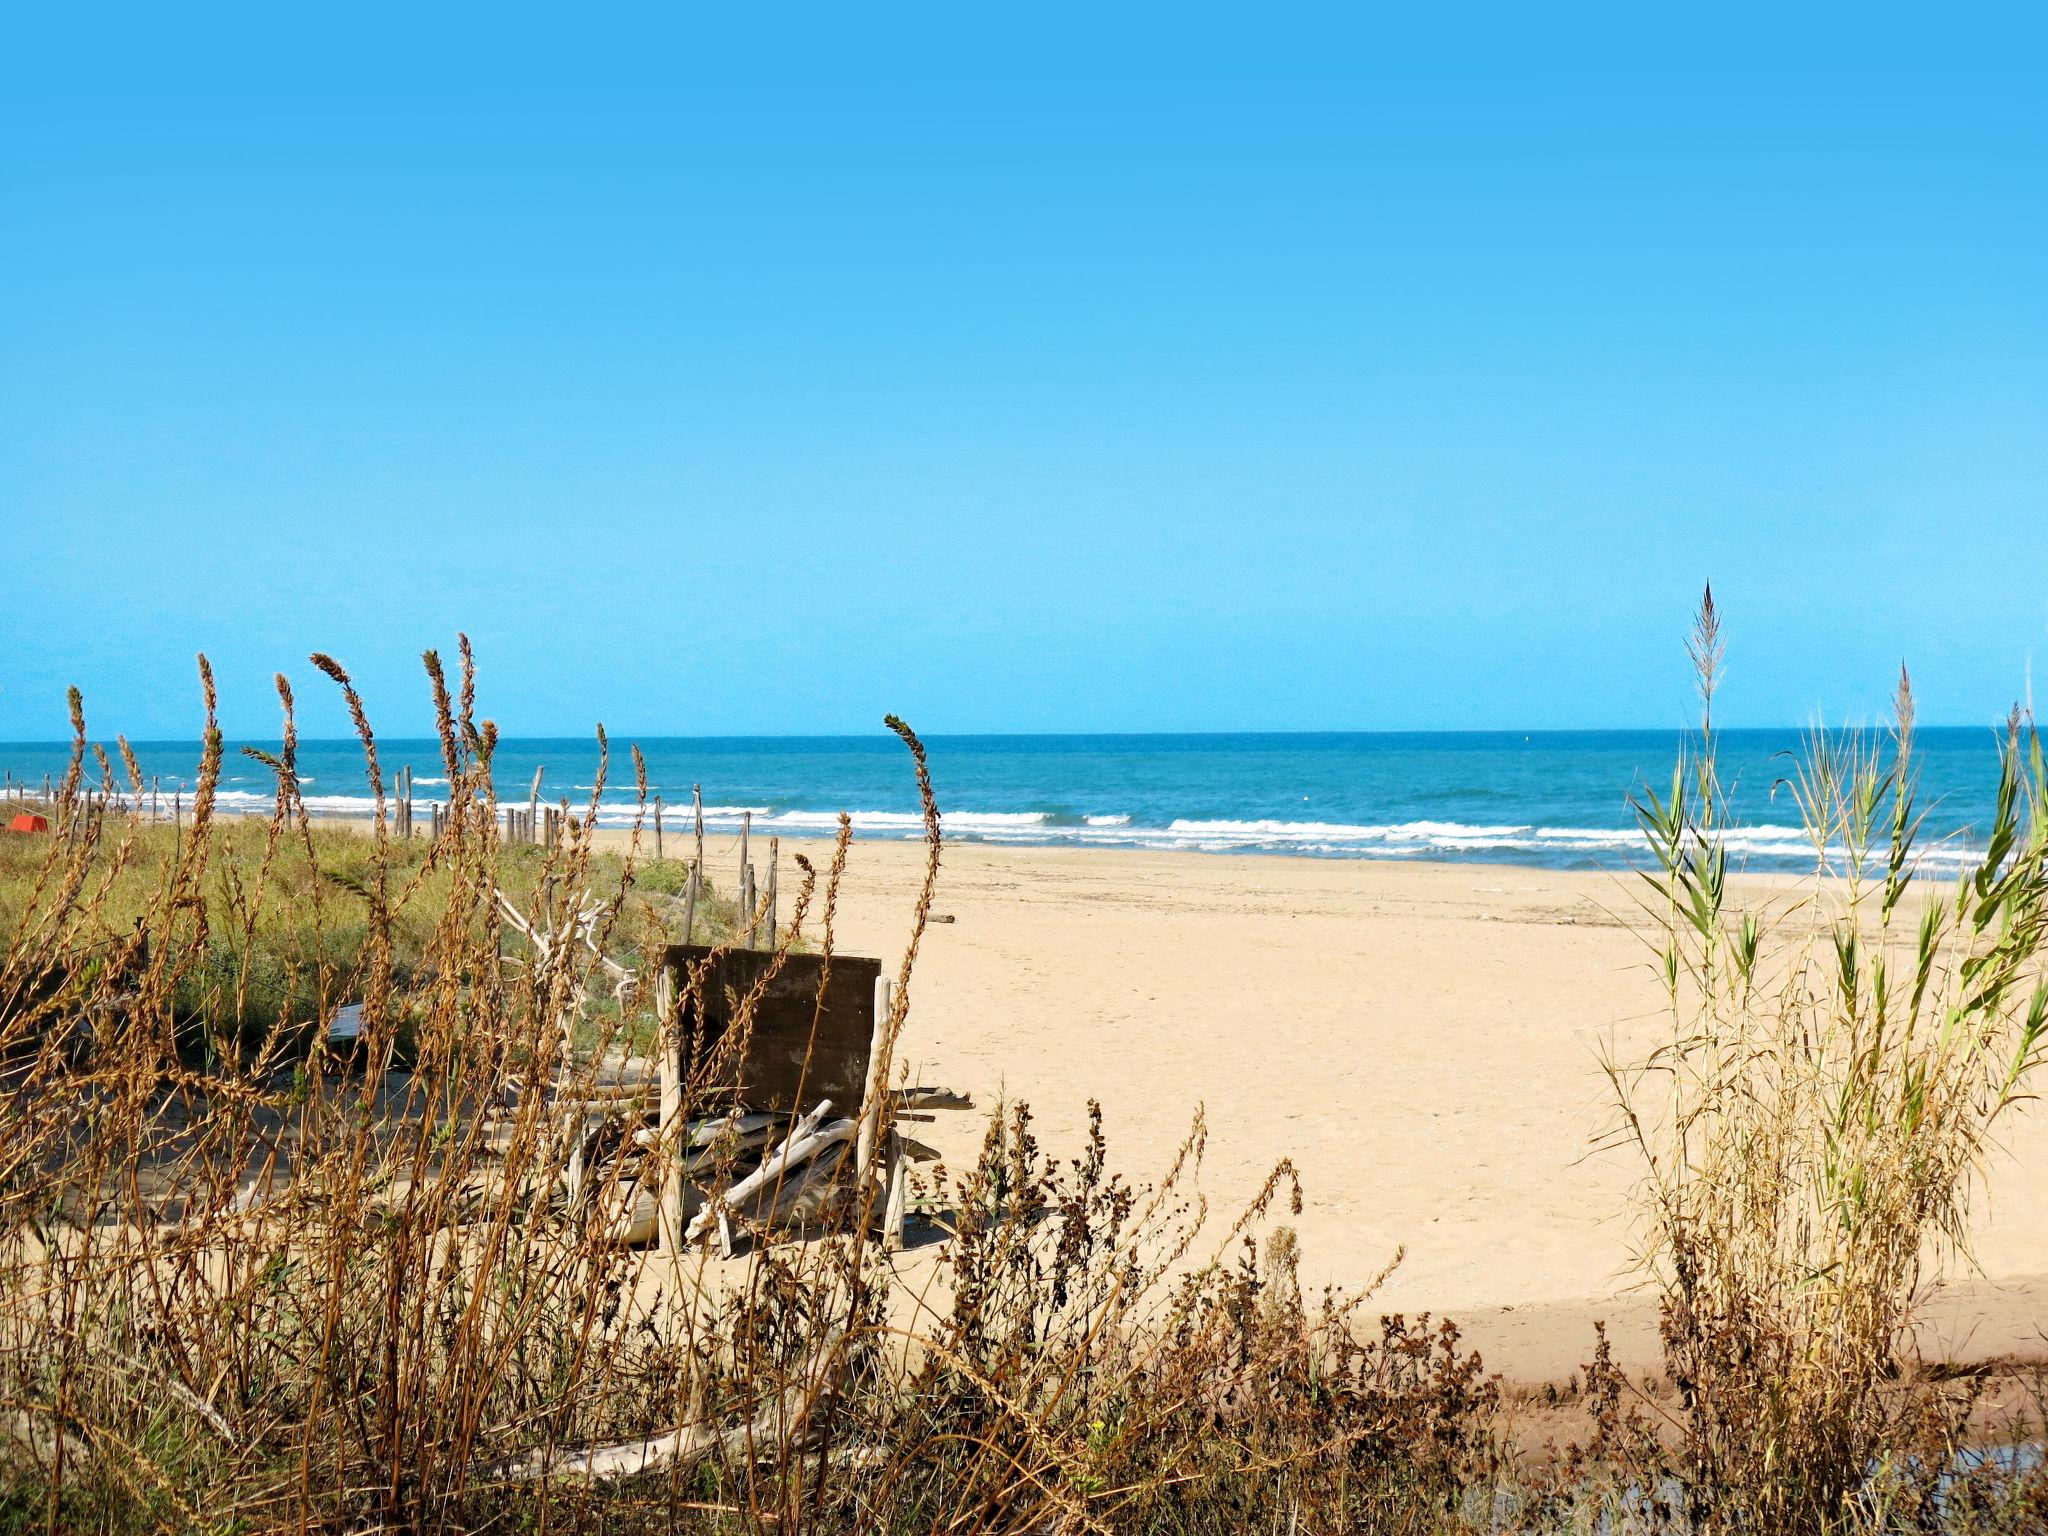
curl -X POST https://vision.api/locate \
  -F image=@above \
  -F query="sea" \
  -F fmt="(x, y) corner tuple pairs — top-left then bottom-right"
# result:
(0, 729), (2018, 877)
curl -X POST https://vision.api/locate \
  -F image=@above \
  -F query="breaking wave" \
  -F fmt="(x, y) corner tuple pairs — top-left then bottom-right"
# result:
(169, 791), (1982, 873)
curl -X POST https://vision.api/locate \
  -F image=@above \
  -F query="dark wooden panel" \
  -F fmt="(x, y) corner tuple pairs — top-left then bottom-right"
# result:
(660, 945), (883, 1114)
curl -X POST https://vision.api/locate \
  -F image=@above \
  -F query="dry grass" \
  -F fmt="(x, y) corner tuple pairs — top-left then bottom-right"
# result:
(0, 642), (1505, 1534)
(0, 620), (2042, 1533)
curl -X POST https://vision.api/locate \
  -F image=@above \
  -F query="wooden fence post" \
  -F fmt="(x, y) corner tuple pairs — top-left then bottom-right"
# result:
(857, 975), (893, 1183)
(686, 784), (704, 943)
(738, 810), (754, 945)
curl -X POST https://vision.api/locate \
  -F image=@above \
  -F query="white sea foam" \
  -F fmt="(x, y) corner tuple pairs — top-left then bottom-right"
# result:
(1165, 817), (1531, 845)
(177, 791), (1986, 874)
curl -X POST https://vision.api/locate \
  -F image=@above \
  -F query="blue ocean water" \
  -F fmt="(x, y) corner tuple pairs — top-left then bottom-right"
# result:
(0, 729), (2016, 875)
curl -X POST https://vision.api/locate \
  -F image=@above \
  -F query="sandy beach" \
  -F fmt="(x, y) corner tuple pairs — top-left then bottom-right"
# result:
(633, 833), (2048, 1380)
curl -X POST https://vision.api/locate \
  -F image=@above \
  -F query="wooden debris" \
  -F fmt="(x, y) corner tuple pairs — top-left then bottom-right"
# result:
(481, 1332), (845, 1485)
(895, 1086), (973, 1111)
(684, 1103), (855, 1246)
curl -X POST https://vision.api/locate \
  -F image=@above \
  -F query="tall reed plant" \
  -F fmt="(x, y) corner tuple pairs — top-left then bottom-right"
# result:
(1607, 588), (2048, 1532)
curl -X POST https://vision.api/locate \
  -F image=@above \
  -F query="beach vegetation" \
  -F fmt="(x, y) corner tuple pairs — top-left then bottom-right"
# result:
(0, 621), (2041, 1532)
(1596, 588), (2048, 1533)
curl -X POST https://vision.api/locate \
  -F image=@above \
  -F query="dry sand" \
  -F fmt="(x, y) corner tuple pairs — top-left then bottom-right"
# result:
(663, 833), (2048, 1382)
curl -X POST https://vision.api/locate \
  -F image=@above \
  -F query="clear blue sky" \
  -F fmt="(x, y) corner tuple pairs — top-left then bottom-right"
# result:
(3, 3), (2044, 742)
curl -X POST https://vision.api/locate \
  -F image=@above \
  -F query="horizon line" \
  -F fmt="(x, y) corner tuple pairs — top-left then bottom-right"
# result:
(0, 721), (2016, 749)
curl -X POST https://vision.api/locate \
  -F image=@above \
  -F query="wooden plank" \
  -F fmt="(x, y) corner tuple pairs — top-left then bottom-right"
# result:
(660, 944), (883, 1113)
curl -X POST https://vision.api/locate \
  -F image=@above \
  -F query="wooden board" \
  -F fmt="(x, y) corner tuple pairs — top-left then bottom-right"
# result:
(659, 945), (882, 1113)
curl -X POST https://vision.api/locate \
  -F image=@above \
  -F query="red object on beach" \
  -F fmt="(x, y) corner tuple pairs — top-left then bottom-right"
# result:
(7, 814), (49, 834)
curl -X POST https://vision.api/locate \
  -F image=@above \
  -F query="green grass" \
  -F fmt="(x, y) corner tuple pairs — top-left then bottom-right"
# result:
(0, 811), (738, 1064)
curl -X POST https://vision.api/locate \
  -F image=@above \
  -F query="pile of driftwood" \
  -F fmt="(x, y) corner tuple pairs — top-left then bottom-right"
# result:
(557, 1080), (970, 1255)
(494, 887), (967, 1256)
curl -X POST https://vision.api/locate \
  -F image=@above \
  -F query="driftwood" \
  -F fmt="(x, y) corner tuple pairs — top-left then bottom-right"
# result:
(751, 1141), (855, 1228)
(685, 1104), (855, 1246)
(495, 887), (635, 1008)
(684, 1110), (781, 1146)
(481, 1332), (845, 1485)
(894, 1086), (973, 1112)
(533, 921), (977, 1255)
(676, 1122), (783, 1177)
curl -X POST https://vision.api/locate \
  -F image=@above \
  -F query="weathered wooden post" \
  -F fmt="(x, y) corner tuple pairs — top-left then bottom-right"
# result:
(737, 810), (754, 946)
(764, 837), (779, 946)
(655, 966), (686, 1249)
(526, 766), (545, 843)
(653, 795), (664, 862)
(686, 784), (704, 943)
(857, 973), (893, 1198)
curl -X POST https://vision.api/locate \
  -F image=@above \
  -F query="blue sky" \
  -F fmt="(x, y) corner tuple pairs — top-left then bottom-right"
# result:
(3, 4), (2044, 741)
